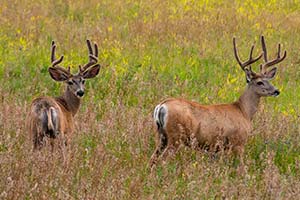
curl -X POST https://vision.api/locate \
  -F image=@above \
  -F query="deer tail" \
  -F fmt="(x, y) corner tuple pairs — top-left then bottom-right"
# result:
(41, 107), (58, 138)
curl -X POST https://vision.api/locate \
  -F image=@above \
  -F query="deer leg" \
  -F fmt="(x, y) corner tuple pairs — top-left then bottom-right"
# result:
(149, 144), (180, 172)
(232, 145), (244, 162)
(232, 145), (246, 175)
(159, 134), (181, 162)
(149, 128), (168, 168)
(33, 127), (45, 151)
(32, 125), (39, 150)
(33, 132), (39, 150)
(160, 143), (180, 162)
(50, 138), (55, 153)
(58, 132), (68, 164)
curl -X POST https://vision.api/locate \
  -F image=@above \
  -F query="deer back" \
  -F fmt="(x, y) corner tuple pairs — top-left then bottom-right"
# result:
(157, 98), (251, 146)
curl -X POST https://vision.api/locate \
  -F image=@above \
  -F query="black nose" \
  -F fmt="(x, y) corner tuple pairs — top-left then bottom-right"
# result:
(273, 90), (280, 96)
(76, 90), (84, 97)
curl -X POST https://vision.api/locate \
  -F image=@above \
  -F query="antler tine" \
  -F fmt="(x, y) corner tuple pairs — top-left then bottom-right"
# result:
(243, 44), (263, 66)
(261, 35), (268, 62)
(80, 39), (99, 73)
(233, 37), (263, 71)
(265, 46), (287, 67)
(51, 41), (64, 65)
(50, 41), (70, 74)
(94, 43), (98, 57)
(260, 36), (287, 74)
(51, 41), (56, 63)
(86, 39), (93, 55)
(233, 37), (243, 69)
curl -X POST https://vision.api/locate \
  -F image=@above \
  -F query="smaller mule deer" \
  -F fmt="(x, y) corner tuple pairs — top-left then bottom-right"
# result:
(150, 36), (286, 167)
(27, 40), (101, 150)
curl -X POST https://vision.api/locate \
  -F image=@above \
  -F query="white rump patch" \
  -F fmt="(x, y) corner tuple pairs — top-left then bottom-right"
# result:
(153, 104), (168, 129)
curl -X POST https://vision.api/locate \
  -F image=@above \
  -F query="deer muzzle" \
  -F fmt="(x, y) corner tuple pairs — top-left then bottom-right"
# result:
(76, 90), (84, 97)
(272, 89), (280, 97)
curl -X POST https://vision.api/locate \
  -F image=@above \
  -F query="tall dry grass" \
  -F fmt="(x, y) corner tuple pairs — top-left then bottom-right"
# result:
(0, 0), (300, 199)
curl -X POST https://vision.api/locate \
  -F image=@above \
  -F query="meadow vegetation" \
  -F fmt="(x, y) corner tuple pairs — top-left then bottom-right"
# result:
(0, 0), (300, 199)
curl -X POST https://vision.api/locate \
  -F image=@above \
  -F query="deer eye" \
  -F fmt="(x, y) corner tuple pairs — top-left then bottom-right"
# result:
(82, 79), (85, 84)
(257, 81), (264, 86)
(67, 81), (73, 85)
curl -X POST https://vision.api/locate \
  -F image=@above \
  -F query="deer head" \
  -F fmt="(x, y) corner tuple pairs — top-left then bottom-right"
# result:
(48, 40), (101, 98)
(233, 36), (286, 97)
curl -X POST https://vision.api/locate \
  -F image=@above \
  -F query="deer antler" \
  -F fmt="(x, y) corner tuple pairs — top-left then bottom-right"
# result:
(79, 40), (98, 74)
(233, 37), (263, 72)
(260, 35), (287, 74)
(51, 41), (71, 75)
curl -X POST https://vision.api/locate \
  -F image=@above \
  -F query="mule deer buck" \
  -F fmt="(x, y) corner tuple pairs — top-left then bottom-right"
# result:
(150, 36), (286, 167)
(26, 40), (101, 151)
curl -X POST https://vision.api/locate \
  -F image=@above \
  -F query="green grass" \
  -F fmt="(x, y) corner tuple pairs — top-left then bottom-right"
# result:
(0, 0), (300, 199)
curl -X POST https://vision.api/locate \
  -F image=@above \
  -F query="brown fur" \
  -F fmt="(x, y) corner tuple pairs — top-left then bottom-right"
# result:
(163, 98), (250, 149)
(26, 88), (79, 150)
(150, 36), (286, 167)
(150, 91), (253, 166)
(26, 40), (100, 151)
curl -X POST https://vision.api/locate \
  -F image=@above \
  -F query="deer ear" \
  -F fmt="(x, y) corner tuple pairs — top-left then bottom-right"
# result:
(265, 67), (277, 80)
(48, 67), (70, 81)
(82, 64), (100, 79)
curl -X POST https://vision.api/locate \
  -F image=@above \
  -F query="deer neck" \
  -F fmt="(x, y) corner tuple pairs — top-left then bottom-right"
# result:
(57, 87), (81, 116)
(237, 85), (261, 121)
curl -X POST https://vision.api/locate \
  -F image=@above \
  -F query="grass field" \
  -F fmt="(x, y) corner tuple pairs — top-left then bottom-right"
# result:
(0, 0), (300, 199)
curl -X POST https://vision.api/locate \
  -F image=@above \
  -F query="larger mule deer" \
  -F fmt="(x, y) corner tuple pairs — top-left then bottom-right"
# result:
(150, 36), (286, 167)
(27, 40), (101, 150)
